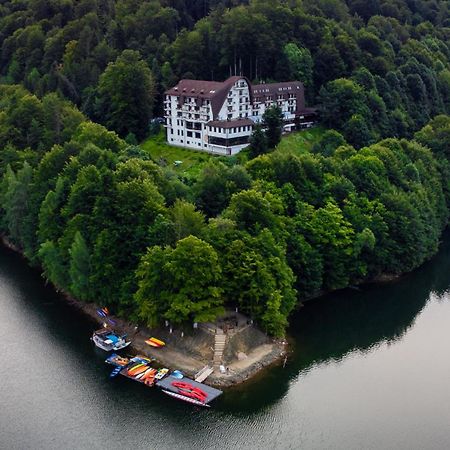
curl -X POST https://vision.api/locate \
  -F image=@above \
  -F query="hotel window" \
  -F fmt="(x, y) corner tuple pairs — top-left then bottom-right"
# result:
(187, 131), (192, 137)
(195, 132), (201, 139)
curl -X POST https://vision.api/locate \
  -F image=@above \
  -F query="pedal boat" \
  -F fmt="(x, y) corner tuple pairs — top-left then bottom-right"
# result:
(91, 328), (131, 352)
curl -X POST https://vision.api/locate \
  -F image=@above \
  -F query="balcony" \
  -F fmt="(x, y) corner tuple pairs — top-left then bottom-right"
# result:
(186, 122), (202, 131)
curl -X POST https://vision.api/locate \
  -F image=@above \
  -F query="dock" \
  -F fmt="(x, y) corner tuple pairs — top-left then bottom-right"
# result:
(156, 375), (223, 404)
(195, 365), (214, 383)
(105, 354), (222, 406)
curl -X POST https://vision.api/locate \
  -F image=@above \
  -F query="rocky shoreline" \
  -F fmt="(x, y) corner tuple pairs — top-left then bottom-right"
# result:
(0, 234), (412, 388)
(0, 235), (287, 388)
(74, 295), (288, 388)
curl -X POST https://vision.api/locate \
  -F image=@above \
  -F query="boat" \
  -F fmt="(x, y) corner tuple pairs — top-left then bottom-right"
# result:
(172, 370), (184, 379)
(171, 381), (208, 402)
(161, 390), (210, 407)
(105, 354), (130, 367)
(110, 366), (123, 378)
(127, 364), (149, 377)
(91, 328), (131, 352)
(155, 368), (169, 380)
(140, 368), (158, 386)
(145, 337), (165, 348)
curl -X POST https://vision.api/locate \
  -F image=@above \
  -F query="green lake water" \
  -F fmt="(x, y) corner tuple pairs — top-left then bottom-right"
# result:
(1, 236), (450, 449)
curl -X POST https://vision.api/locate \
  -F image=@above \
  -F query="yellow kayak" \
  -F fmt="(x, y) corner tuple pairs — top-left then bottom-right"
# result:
(145, 337), (165, 348)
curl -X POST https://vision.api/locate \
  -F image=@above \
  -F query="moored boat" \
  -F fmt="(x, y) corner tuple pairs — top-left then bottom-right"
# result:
(105, 353), (130, 367)
(145, 337), (165, 348)
(91, 328), (131, 352)
(155, 368), (169, 380)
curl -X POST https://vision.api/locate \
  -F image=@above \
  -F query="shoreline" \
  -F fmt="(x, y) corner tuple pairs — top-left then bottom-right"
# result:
(0, 235), (287, 388)
(71, 293), (288, 388)
(1, 233), (439, 388)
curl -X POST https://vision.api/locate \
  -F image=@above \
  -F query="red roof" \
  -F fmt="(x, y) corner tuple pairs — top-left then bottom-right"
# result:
(252, 81), (304, 96)
(253, 81), (305, 113)
(165, 76), (252, 119)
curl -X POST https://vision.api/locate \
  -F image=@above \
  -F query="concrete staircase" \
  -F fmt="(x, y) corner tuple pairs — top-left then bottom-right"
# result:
(213, 330), (227, 367)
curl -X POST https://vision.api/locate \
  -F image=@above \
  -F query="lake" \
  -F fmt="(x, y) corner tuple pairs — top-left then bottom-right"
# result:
(1, 236), (450, 449)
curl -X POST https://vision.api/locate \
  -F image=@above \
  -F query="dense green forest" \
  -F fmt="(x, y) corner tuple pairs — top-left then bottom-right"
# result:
(2, 0), (450, 144)
(2, 0), (450, 335)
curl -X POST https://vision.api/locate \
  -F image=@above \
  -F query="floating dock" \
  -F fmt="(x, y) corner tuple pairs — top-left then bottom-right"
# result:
(156, 375), (222, 404)
(105, 354), (222, 406)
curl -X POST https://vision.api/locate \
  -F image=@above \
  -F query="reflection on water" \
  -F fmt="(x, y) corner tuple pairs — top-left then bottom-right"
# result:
(1, 233), (450, 449)
(215, 233), (450, 421)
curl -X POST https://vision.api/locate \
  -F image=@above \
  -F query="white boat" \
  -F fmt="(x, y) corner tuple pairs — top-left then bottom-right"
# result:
(91, 328), (131, 352)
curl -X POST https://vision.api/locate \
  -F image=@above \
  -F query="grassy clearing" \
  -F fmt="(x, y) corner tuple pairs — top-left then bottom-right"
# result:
(140, 131), (212, 179)
(140, 126), (326, 180)
(275, 126), (326, 155)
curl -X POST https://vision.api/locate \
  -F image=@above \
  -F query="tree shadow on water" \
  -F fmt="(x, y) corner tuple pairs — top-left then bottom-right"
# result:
(219, 232), (450, 414)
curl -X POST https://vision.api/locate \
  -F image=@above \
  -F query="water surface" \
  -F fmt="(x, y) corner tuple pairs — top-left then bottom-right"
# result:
(1, 238), (450, 449)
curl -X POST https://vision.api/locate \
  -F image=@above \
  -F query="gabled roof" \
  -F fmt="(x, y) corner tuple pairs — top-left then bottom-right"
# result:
(253, 81), (305, 112)
(252, 81), (304, 97)
(165, 76), (252, 119)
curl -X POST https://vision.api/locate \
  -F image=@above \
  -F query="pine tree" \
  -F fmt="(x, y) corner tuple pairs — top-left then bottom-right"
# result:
(263, 106), (284, 149)
(249, 125), (268, 158)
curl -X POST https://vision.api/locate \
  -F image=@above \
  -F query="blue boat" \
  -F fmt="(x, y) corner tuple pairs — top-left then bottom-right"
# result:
(91, 328), (131, 352)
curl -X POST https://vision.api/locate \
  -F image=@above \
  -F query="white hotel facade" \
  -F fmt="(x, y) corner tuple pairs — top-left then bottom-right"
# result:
(164, 76), (315, 156)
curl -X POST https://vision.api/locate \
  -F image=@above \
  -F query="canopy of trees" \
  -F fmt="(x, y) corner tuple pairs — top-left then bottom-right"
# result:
(2, 0), (450, 145)
(1, 84), (450, 336)
(2, 1), (450, 336)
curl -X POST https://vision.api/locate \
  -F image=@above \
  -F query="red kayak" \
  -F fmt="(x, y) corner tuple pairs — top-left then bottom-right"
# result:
(171, 381), (208, 402)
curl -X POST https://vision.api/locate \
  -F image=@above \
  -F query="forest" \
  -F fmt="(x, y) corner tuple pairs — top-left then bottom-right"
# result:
(2, 0), (450, 335)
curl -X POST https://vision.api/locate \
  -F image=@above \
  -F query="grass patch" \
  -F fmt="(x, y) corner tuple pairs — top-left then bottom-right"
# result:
(140, 126), (326, 180)
(140, 131), (212, 179)
(275, 126), (326, 155)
